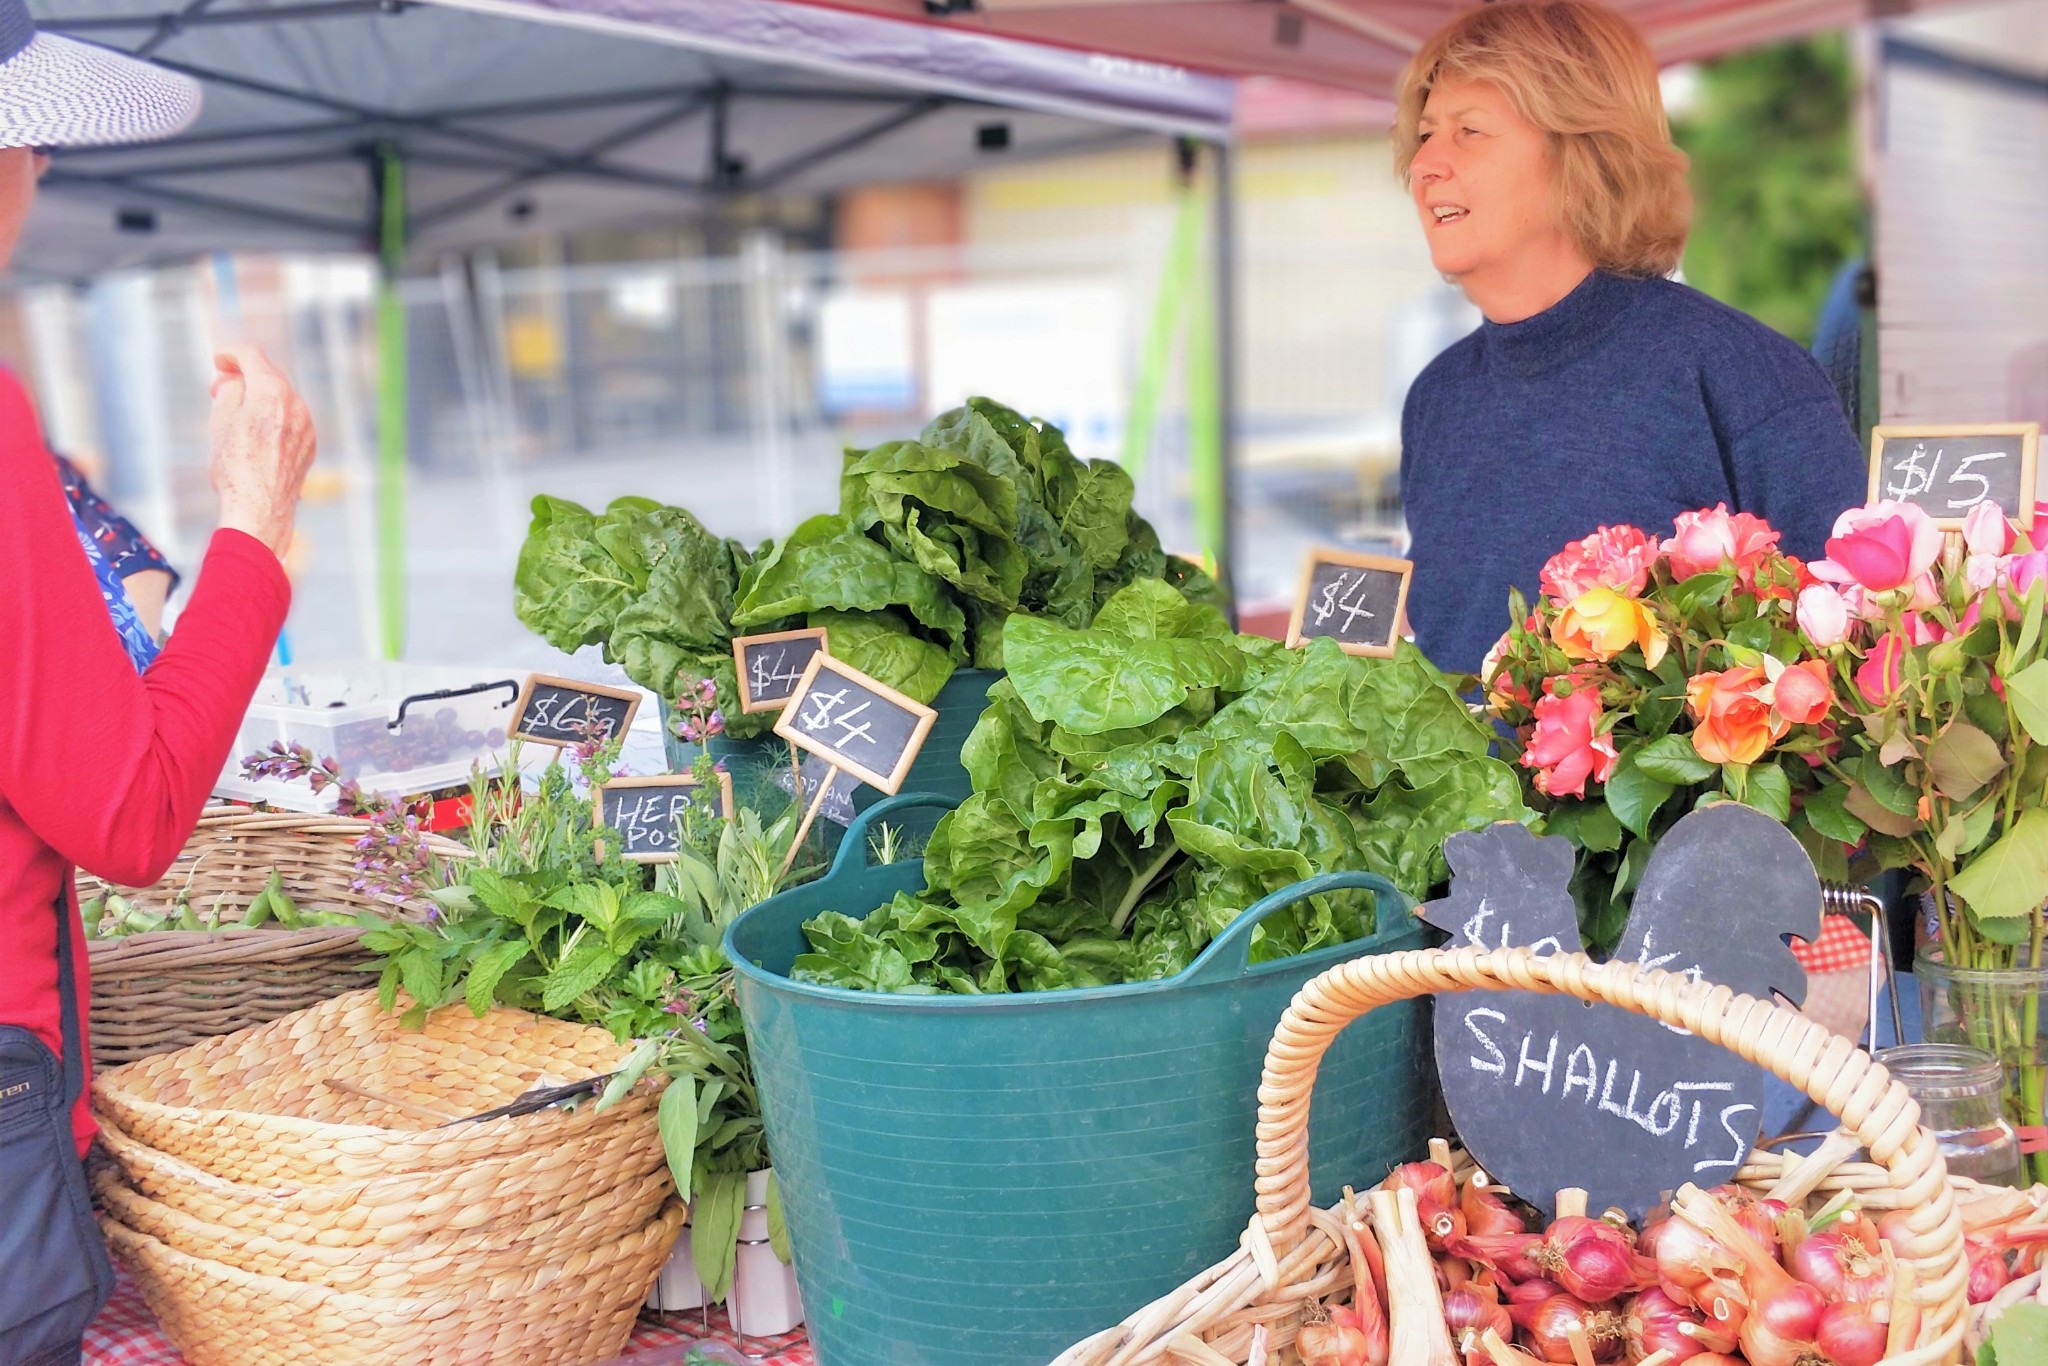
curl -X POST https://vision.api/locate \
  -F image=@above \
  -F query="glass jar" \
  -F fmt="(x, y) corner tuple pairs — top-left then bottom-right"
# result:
(1875, 1043), (2023, 1187)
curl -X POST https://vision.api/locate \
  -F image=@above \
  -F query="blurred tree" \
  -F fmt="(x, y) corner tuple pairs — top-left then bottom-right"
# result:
(1672, 34), (1865, 346)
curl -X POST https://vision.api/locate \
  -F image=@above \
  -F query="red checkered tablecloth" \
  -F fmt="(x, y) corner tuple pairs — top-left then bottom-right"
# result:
(1790, 912), (1880, 976)
(85, 1265), (814, 1366)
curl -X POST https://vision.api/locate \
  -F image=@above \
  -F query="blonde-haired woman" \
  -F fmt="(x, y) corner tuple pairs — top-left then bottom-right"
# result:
(1395, 0), (1864, 676)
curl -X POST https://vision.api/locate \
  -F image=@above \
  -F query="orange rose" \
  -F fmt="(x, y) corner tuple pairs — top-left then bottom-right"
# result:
(1686, 666), (1786, 766)
(1552, 587), (1668, 668)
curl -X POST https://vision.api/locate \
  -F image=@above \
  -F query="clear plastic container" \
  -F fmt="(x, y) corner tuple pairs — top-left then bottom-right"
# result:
(215, 663), (522, 811)
(1874, 1042), (2024, 1187)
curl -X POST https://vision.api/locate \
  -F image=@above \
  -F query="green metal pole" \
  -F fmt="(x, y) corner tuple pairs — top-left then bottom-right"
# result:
(376, 146), (408, 660)
(1121, 153), (1203, 478)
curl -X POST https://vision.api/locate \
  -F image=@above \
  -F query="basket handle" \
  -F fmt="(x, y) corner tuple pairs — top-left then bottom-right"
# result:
(830, 793), (958, 878)
(1177, 871), (1409, 987)
(1250, 946), (1969, 1362)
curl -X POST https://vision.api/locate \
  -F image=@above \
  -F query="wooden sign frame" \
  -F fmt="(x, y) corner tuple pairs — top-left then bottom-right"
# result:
(773, 653), (937, 795)
(1284, 547), (1414, 658)
(593, 771), (735, 864)
(509, 673), (643, 748)
(731, 627), (832, 714)
(1867, 423), (2040, 531)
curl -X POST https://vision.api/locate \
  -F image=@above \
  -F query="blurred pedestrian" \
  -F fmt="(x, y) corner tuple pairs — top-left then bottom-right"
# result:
(0, 3), (317, 1359)
(1394, 0), (1864, 677)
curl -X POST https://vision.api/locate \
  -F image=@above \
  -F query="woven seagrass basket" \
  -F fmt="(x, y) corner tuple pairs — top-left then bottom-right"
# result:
(82, 807), (471, 1067)
(100, 1198), (685, 1366)
(1055, 946), (1971, 1366)
(90, 989), (663, 1186)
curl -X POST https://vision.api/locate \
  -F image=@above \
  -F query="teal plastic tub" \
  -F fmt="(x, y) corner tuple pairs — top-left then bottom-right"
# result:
(724, 795), (1436, 1366)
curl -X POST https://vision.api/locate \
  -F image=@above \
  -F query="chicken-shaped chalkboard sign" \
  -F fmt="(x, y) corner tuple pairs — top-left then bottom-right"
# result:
(1419, 803), (1820, 1222)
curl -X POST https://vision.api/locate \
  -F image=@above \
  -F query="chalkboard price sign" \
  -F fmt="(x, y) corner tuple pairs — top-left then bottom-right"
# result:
(773, 655), (936, 796)
(732, 628), (830, 714)
(1418, 804), (1820, 1221)
(1868, 423), (2039, 529)
(595, 773), (735, 863)
(1286, 548), (1414, 658)
(510, 674), (642, 749)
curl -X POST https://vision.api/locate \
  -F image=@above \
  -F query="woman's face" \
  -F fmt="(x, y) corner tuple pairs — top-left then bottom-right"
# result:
(1410, 77), (1575, 290)
(0, 146), (48, 268)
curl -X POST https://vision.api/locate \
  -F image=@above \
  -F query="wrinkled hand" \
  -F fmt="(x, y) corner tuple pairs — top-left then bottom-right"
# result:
(209, 346), (315, 559)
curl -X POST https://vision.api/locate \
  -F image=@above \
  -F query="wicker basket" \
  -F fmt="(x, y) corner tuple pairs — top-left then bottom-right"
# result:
(1054, 946), (1971, 1366)
(92, 989), (659, 1184)
(89, 1161), (674, 1296)
(100, 1198), (686, 1366)
(83, 807), (472, 1068)
(93, 1112), (666, 1248)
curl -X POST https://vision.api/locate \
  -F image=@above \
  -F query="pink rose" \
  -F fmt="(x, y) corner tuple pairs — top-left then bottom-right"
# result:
(1962, 501), (2016, 558)
(1663, 504), (1782, 581)
(1539, 524), (1661, 604)
(1520, 684), (1619, 800)
(1795, 584), (1851, 648)
(1966, 553), (2005, 594)
(1812, 501), (1943, 594)
(2003, 549), (2048, 596)
(1855, 633), (1907, 706)
(1763, 657), (1834, 727)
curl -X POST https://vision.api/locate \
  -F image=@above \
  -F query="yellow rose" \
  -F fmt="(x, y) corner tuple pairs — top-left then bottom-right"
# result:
(1551, 586), (1668, 668)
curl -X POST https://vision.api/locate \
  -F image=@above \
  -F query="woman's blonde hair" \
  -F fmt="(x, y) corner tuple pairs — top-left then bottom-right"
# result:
(1393, 1), (1690, 278)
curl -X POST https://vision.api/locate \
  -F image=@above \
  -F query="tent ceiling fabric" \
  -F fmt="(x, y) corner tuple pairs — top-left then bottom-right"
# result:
(764, 0), (1984, 94)
(19, 0), (1231, 277)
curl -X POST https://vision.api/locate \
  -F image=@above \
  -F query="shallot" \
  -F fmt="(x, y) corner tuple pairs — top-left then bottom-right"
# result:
(1789, 1226), (1890, 1303)
(1462, 1174), (1529, 1238)
(1621, 1287), (1713, 1361)
(1814, 1298), (1891, 1366)
(1506, 1294), (1623, 1364)
(1298, 1305), (1374, 1366)
(1532, 1216), (1656, 1303)
(1967, 1238), (2012, 1304)
(1441, 1284), (1512, 1346)
(1383, 1162), (1465, 1250)
(1639, 1213), (1736, 1304)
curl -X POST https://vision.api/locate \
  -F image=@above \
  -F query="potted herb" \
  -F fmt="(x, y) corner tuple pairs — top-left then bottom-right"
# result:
(1482, 507), (1845, 951)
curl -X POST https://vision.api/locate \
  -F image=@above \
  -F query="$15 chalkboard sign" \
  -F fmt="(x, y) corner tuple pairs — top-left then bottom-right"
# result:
(773, 654), (936, 795)
(1868, 423), (2040, 530)
(732, 628), (830, 714)
(1418, 804), (1820, 1221)
(594, 773), (735, 863)
(510, 674), (642, 749)
(1286, 548), (1414, 658)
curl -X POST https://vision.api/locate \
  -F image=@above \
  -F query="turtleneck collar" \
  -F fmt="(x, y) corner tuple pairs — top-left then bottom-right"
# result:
(1478, 270), (1645, 379)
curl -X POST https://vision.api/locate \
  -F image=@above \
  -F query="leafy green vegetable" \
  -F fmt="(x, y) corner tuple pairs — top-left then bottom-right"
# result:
(513, 398), (1212, 731)
(794, 587), (1530, 994)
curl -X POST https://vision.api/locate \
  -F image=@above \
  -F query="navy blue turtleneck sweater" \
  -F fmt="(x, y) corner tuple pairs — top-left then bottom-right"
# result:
(1400, 271), (1866, 676)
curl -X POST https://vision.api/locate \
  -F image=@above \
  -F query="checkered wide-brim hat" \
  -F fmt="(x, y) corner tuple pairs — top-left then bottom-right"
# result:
(0, 0), (198, 148)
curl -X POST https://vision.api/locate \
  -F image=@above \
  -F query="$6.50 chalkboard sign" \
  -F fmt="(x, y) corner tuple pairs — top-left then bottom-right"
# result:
(1418, 804), (1820, 1221)
(773, 654), (936, 795)
(1286, 548), (1414, 658)
(594, 773), (735, 863)
(733, 628), (830, 714)
(510, 674), (642, 749)
(1868, 423), (2039, 530)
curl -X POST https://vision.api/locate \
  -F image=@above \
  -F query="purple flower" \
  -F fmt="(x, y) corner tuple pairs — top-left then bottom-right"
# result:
(706, 711), (725, 736)
(699, 678), (717, 703)
(712, 758), (728, 774)
(691, 1017), (711, 1034)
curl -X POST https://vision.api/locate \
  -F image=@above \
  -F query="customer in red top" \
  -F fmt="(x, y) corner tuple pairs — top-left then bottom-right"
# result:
(0, 4), (315, 1358)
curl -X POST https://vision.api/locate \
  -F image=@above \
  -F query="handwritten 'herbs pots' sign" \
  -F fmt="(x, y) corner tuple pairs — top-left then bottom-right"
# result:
(1286, 548), (1413, 657)
(1419, 804), (1820, 1220)
(595, 773), (735, 863)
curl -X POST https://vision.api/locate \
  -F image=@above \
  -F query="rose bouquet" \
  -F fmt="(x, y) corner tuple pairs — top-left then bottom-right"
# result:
(1484, 506), (1847, 950)
(1799, 498), (2048, 1176)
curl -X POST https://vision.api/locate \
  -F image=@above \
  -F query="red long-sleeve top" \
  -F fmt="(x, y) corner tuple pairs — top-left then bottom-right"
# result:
(0, 371), (289, 1154)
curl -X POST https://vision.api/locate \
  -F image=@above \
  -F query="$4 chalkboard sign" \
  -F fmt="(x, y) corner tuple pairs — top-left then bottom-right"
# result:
(732, 628), (830, 714)
(1285, 548), (1414, 658)
(1868, 423), (2040, 530)
(509, 675), (642, 749)
(594, 773), (736, 863)
(774, 654), (936, 796)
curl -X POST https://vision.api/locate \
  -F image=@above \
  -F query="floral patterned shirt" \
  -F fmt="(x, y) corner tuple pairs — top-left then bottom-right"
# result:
(53, 454), (174, 672)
